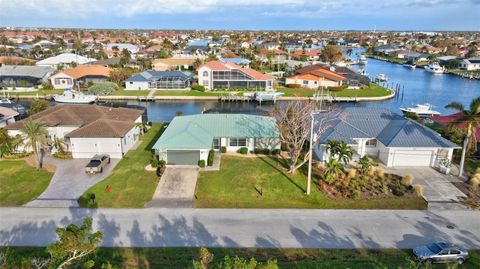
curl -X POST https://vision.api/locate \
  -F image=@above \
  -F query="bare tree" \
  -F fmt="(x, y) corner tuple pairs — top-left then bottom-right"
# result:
(31, 258), (50, 269)
(271, 101), (342, 174)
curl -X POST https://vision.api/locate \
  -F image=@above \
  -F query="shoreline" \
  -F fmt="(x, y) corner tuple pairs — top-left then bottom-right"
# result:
(8, 90), (395, 103)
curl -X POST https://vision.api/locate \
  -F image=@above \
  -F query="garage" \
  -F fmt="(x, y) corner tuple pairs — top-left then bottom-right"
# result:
(391, 150), (434, 166)
(166, 150), (200, 165)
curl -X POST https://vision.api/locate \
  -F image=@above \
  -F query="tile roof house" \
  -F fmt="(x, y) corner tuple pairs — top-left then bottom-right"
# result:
(153, 114), (280, 165)
(198, 61), (274, 91)
(314, 107), (459, 167)
(286, 64), (347, 89)
(152, 58), (197, 71)
(49, 65), (113, 89)
(0, 65), (54, 89)
(5, 105), (144, 158)
(124, 70), (193, 90)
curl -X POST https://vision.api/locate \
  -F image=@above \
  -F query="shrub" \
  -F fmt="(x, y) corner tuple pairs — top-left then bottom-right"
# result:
(198, 160), (206, 168)
(413, 185), (423, 197)
(87, 82), (118, 95)
(376, 168), (385, 178)
(254, 148), (262, 154)
(238, 147), (248, 155)
(150, 154), (159, 168)
(470, 177), (479, 194)
(347, 169), (357, 179)
(286, 84), (301, 88)
(207, 149), (215, 166)
(329, 86), (347, 91)
(221, 146), (227, 153)
(402, 175), (414, 186)
(271, 149), (281, 155)
(52, 152), (72, 159)
(158, 160), (166, 169)
(192, 83), (205, 92)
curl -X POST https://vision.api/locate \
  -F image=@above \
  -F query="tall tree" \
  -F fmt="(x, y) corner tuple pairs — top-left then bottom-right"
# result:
(28, 99), (48, 115)
(445, 97), (480, 177)
(320, 45), (343, 64)
(47, 217), (103, 269)
(21, 120), (48, 169)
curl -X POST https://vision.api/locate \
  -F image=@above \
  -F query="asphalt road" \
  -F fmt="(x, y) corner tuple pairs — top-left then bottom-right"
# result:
(1, 208), (479, 249)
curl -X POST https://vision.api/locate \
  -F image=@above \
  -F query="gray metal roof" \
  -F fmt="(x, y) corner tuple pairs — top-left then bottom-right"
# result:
(316, 107), (458, 148)
(125, 70), (193, 82)
(0, 65), (54, 78)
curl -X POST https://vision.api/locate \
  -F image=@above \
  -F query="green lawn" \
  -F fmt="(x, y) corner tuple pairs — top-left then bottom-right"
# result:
(195, 156), (426, 209)
(2, 89), (64, 96)
(466, 159), (479, 176)
(277, 84), (393, 98)
(78, 123), (164, 208)
(0, 160), (53, 206)
(2, 247), (478, 269)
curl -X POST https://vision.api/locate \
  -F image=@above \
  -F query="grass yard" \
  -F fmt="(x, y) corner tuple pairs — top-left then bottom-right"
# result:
(276, 87), (315, 97)
(2, 247), (479, 269)
(277, 83), (392, 98)
(195, 156), (426, 209)
(78, 123), (164, 208)
(0, 160), (53, 206)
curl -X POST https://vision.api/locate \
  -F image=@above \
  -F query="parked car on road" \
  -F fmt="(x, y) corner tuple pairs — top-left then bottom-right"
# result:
(413, 242), (469, 264)
(85, 154), (110, 174)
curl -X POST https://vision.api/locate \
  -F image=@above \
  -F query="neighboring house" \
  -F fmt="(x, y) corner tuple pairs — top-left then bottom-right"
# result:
(219, 58), (251, 67)
(49, 65), (112, 89)
(314, 107), (459, 167)
(374, 45), (400, 54)
(285, 64), (347, 88)
(460, 57), (480, 71)
(152, 58), (197, 71)
(0, 65), (54, 89)
(5, 105), (144, 159)
(198, 61), (274, 91)
(291, 49), (321, 61)
(124, 70), (193, 90)
(430, 112), (480, 151)
(152, 114), (280, 165)
(0, 56), (35, 67)
(105, 43), (140, 54)
(0, 106), (19, 127)
(36, 53), (96, 69)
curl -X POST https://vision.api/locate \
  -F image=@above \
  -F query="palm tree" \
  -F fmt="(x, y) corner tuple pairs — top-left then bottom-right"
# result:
(445, 97), (480, 177)
(323, 158), (344, 184)
(21, 120), (48, 169)
(337, 142), (353, 165)
(324, 140), (341, 157)
(357, 156), (371, 175)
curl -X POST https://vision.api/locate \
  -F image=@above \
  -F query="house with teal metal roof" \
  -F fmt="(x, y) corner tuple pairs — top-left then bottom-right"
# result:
(152, 114), (280, 165)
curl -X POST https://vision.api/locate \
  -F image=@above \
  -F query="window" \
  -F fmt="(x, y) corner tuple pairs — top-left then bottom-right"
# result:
(449, 249), (461, 255)
(203, 80), (209, 86)
(129, 81), (133, 84)
(213, 138), (220, 149)
(229, 138), (247, 147)
(203, 71), (209, 77)
(366, 139), (377, 146)
(303, 80), (308, 85)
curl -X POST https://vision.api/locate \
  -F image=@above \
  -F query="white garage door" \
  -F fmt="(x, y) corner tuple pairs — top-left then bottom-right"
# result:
(392, 150), (433, 166)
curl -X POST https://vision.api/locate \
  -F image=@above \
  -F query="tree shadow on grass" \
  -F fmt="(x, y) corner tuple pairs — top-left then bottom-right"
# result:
(258, 156), (306, 193)
(144, 123), (168, 151)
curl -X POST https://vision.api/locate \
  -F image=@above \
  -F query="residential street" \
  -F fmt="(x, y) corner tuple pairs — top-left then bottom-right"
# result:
(1, 208), (479, 249)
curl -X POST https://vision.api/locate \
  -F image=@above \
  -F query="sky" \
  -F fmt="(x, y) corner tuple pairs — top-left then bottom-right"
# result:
(0, 0), (479, 31)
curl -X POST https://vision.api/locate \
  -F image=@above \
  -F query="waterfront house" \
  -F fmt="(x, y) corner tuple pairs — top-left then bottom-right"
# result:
(285, 64), (347, 89)
(314, 107), (459, 167)
(198, 61), (274, 91)
(460, 57), (480, 71)
(36, 53), (96, 69)
(124, 70), (193, 90)
(49, 65), (113, 89)
(0, 65), (54, 89)
(152, 114), (280, 165)
(5, 105), (144, 159)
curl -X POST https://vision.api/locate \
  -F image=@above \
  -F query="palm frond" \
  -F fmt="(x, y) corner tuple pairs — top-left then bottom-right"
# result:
(470, 96), (480, 115)
(445, 102), (465, 112)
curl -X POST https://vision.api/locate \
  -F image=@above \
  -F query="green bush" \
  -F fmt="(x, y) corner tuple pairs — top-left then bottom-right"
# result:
(238, 147), (248, 155)
(192, 83), (205, 92)
(207, 149), (215, 166)
(254, 148), (262, 154)
(271, 149), (281, 155)
(150, 155), (159, 168)
(198, 160), (206, 168)
(87, 82), (119, 95)
(286, 84), (301, 88)
(221, 146), (227, 153)
(52, 152), (72, 159)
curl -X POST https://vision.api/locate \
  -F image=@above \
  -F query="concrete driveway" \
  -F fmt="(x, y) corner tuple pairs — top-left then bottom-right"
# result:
(384, 167), (468, 210)
(146, 166), (199, 208)
(25, 157), (120, 208)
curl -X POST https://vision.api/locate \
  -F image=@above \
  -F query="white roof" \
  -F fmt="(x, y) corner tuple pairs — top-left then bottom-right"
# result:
(0, 106), (19, 118)
(105, 43), (140, 53)
(36, 53), (96, 66)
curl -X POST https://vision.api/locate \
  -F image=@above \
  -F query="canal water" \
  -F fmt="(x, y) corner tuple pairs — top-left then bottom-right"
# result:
(14, 55), (479, 122)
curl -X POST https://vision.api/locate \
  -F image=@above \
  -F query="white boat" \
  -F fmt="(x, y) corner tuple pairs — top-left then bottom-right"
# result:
(0, 98), (12, 104)
(375, 74), (388, 82)
(53, 89), (96, 104)
(358, 55), (368, 65)
(400, 103), (440, 117)
(424, 62), (444, 74)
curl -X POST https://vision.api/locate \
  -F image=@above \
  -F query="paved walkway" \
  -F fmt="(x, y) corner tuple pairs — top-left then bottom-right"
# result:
(1, 208), (479, 248)
(383, 167), (468, 210)
(146, 166), (199, 208)
(25, 157), (120, 208)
